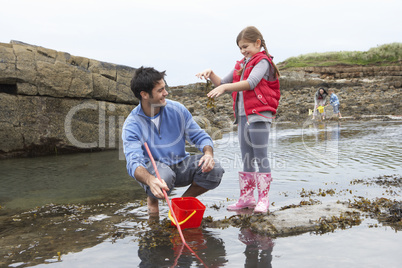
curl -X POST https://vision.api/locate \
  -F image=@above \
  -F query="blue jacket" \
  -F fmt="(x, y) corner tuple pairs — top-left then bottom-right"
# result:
(122, 99), (214, 180)
(329, 93), (340, 106)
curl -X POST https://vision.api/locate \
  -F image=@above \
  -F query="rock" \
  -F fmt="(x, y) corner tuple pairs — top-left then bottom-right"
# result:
(193, 116), (211, 129)
(212, 115), (233, 131)
(207, 127), (222, 140)
(203, 202), (361, 237)
(0, 41), (137, 158)
(367, 103), (376, 111)
(0, 94), (133, 157)
(389, 202), (402, 219)
(251, 203), (360, 236)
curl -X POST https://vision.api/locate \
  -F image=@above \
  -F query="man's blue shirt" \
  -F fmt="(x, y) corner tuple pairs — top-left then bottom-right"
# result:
(122, 99), (214, 180)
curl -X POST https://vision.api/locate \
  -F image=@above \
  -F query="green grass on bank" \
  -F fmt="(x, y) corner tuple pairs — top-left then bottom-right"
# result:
(278, 42), (402, 69)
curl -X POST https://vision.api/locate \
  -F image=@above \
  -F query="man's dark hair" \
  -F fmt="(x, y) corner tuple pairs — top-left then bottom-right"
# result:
(130, 66), (166, 101)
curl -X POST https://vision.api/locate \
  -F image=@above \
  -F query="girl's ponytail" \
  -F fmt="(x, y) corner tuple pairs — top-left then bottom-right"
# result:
(261, 39), (280, 78)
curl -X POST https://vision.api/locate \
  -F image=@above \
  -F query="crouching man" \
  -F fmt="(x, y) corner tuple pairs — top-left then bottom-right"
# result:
(122, 66), (224, 214)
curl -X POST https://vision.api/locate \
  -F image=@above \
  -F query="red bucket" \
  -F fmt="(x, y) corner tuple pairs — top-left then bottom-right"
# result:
(169, 197), (206, 229)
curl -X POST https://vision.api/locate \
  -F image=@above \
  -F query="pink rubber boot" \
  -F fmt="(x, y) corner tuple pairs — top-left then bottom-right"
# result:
(227, 172), (256, 210)
(254, 173), (272, 213)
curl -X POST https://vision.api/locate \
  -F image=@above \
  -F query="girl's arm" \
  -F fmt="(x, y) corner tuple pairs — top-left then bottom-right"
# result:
(207, 81), (250, 98)
(207, 60), (269, 98)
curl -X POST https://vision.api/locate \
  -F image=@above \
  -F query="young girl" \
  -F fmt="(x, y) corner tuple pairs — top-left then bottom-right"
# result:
(196, 26), (280, 213)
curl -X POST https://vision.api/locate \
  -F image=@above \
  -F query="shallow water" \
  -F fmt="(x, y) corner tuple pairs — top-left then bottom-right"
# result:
(1, 120), (402, 267)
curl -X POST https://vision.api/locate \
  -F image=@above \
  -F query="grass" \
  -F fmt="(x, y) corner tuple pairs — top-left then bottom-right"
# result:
(278, 43), (402, 69)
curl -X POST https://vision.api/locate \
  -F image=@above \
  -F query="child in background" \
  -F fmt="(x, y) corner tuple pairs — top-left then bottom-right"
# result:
(196, 26), (280, 213)
(328, 89), (343, 118)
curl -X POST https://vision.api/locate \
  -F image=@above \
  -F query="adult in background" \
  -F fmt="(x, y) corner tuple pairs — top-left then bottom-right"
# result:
(313, 87), (328, 120)
(122, 66), (224, 214)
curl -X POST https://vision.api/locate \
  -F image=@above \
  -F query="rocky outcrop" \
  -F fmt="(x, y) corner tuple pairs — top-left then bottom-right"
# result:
(279, 65), (402, 88)
(277, 65), (401, 121)
(0, 41), (137, 158)
(169, 64), (402, 124)
(0, 41), (401, 158)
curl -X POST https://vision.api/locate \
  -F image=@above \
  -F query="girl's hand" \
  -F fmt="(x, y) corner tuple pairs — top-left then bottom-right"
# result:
(207, 85), (225, 98)
(196, 69), (213, 80)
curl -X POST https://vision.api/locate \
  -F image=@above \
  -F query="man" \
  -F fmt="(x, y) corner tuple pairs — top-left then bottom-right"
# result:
(122, 66), (224, 214)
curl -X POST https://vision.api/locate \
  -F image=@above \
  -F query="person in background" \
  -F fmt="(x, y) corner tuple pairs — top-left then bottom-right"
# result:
(328, 88), (343, 118)
(196, 26), (280, 213)
(313, 87), (328, 120)
(122, 66), (224, 214)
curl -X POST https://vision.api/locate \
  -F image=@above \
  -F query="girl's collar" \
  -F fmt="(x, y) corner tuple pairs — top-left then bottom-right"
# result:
(243, 51), (265, 61)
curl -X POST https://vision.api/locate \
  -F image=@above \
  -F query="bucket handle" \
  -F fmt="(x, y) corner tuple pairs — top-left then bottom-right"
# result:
(168, 209), (197, 226)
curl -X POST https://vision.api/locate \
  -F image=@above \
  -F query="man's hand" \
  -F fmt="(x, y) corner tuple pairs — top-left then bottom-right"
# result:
(199, 145), (215, 173)
(148, 176), (169, 199)
(134, 166), (169, 199)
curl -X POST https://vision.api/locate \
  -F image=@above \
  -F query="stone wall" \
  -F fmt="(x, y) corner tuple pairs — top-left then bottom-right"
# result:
(0, 41), (137, 158)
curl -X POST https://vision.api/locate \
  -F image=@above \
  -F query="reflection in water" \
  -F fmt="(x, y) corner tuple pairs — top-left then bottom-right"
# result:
(0, 150), (142, 212)
(239, 228), (274, 268)
(137, 219), (227, 267)
(302, 121), (341, 167)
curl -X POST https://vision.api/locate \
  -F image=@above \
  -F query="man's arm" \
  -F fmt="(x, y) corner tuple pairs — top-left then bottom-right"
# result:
(122, 115), (169, 199)
(198, 145), (215, 173)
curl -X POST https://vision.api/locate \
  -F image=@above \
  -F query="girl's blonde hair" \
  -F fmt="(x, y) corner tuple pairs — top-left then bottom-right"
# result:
(236, 26), (280, 78)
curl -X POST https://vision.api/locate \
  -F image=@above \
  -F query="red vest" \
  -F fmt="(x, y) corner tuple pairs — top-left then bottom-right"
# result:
(231, 51), (280, 117)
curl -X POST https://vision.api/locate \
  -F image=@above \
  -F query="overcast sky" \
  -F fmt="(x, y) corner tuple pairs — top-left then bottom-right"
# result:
(1, 0), (401, 86)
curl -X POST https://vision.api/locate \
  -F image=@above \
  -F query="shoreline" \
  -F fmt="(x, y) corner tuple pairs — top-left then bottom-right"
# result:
(1, 173), (400, 267)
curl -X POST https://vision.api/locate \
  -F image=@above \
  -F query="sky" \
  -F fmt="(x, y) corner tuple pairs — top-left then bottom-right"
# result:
(1, 0), (401, 86)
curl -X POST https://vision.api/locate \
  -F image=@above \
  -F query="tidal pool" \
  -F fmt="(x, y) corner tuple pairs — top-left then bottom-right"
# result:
(1, 120), (401, 267)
